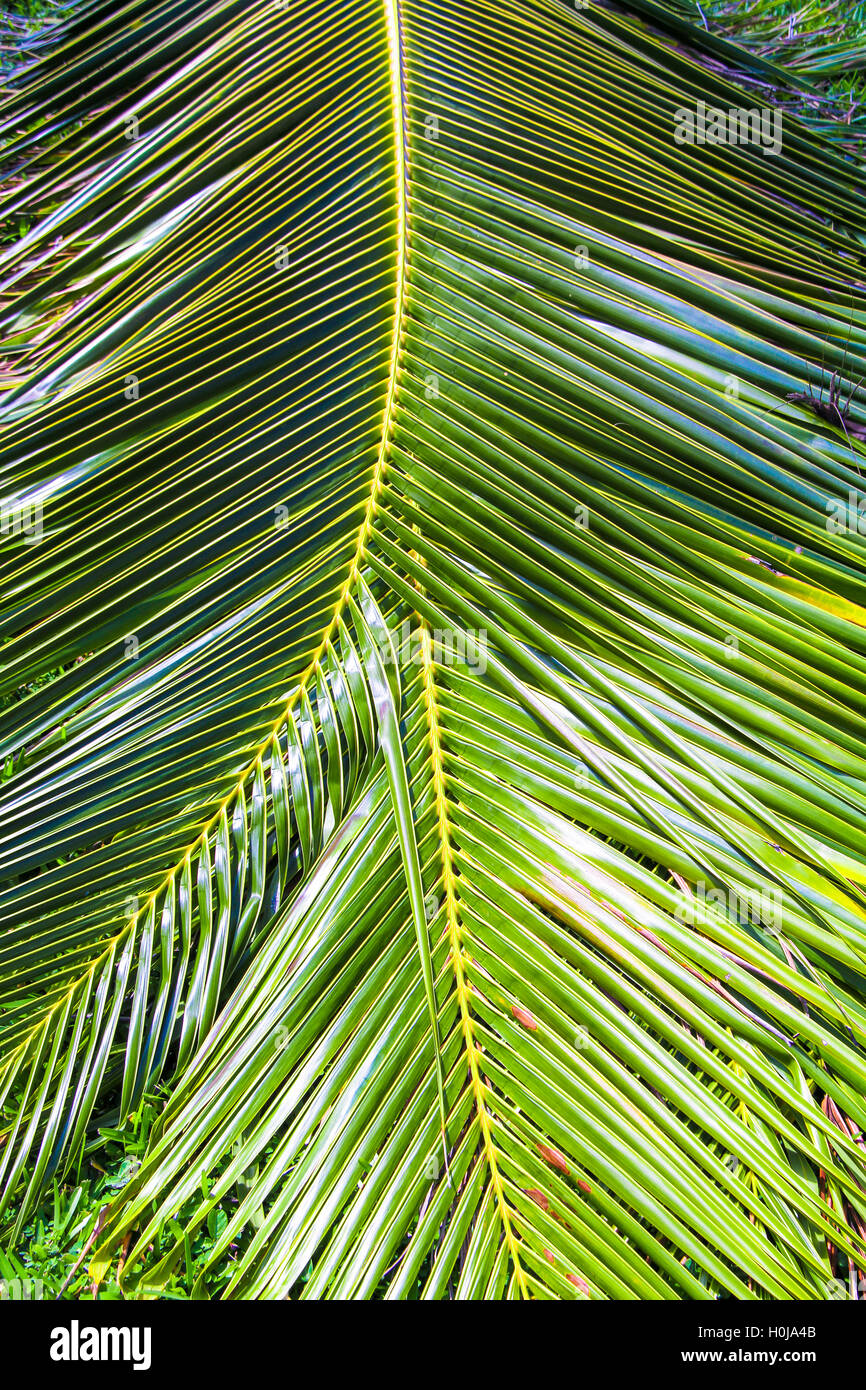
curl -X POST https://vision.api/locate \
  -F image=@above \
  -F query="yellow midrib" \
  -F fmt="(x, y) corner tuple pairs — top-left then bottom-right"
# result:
(419, 623), (529, 1298)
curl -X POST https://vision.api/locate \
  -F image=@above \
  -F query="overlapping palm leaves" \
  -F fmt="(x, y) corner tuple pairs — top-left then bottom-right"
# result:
(2, 0), (866, 1298)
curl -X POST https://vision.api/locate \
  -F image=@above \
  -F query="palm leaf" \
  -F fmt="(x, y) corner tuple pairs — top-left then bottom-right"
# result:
(2, 0), (866, 1298)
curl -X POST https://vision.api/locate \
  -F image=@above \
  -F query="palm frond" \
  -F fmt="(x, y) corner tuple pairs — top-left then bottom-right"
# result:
(3, 0), (866, 1299)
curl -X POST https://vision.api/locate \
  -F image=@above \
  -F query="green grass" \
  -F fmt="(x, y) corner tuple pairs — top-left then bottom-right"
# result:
(2, 1089), (263, 1300)
(702, 0), (866, 146)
